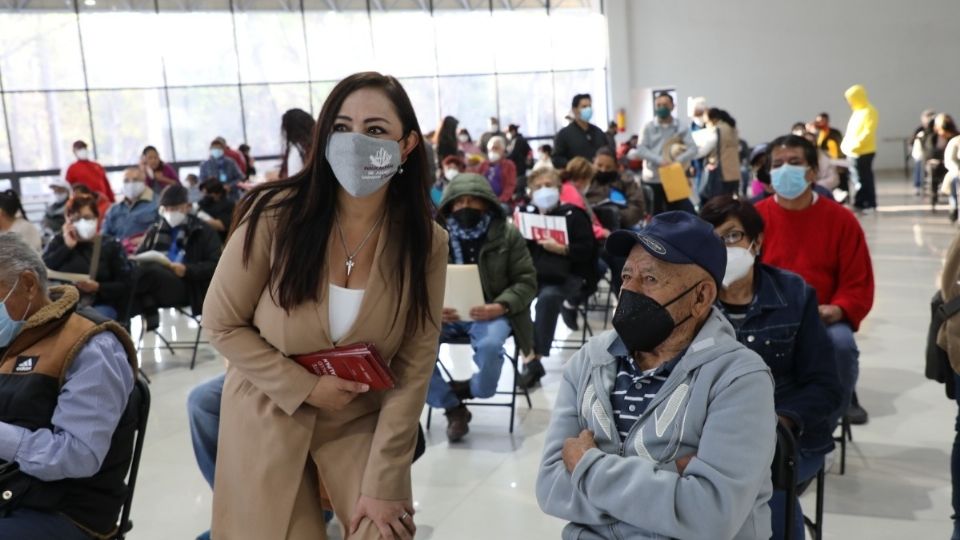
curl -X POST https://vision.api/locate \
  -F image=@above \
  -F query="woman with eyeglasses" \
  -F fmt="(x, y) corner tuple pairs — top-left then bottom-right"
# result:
(699, 195), (842, 540)
(42, 194), (130, 320)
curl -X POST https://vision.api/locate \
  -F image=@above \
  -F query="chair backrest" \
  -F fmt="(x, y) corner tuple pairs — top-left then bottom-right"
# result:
(115, 374), (151, 539)
(771, 421), (797, 492)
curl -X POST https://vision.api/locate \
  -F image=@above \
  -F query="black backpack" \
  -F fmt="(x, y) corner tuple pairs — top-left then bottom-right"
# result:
(926, 291), (960, 399)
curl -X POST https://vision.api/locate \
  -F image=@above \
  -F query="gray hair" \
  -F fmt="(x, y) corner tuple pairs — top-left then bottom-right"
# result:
(0, 232), (47, 293)
(488, 135), (507, 152)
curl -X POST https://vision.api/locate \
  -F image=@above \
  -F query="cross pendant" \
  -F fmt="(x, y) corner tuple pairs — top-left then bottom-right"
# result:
(345, 258), (355, 277)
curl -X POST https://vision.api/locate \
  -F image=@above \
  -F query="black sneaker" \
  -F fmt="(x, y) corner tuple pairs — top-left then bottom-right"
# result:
(519, 359), (546, 389)
(846, 401), (868, 425)
(561, 303), (580, 331)
(445, 405), (471, 442)
(449, 379), (473, 402)
(144, 311), (160, 332)
(950, 208), (958, 223)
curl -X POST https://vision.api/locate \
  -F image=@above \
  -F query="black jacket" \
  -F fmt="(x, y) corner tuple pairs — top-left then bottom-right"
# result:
(520, 203), (597, 287)
(552, 122), (608, 169)
(507, 134), (532, 177)
(137, 215), (222, 314)
(198, 196), (236, 241)
(42, 234), (131, 315)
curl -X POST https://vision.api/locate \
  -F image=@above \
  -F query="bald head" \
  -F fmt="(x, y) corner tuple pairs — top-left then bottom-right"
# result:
(123, 167), (144, 183)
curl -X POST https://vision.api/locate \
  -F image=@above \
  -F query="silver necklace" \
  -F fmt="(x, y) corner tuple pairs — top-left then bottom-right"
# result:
(335, 213), (385, 277)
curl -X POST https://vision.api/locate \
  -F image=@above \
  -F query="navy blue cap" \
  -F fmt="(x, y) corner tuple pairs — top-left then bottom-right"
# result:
(606, 211), (727, 286)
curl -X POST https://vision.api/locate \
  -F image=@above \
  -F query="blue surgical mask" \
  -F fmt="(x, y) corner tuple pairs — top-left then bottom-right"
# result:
(532, 186), (560, 211)
(579, 107), (593, 122)
(770, 164), (810, 200)
(0, 278), (29, 348)
(210, 148), (224, 159)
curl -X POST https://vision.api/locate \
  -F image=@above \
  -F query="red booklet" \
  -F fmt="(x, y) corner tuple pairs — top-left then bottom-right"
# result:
(293, 343), (397, 391)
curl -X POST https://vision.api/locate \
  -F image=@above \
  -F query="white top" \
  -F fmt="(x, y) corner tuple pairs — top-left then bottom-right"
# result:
(328, 283), (365, 343)
(10, 217), (42, 253)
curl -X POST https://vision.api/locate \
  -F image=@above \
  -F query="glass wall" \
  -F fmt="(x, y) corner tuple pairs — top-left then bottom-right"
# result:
(0, 0), (608, 195)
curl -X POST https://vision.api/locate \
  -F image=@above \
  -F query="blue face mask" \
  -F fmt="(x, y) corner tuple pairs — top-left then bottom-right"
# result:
(210, 148), (224, 159)
(579, 107), (593, 122)
(0, 278), (29, 348)
(770, 164), (810, 200)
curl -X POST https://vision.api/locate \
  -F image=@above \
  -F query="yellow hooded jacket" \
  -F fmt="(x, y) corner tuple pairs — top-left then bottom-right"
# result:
(841, 84), (878, 157)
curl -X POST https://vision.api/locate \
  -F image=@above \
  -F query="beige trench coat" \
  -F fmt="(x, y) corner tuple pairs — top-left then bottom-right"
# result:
(202, 205), (448, 539)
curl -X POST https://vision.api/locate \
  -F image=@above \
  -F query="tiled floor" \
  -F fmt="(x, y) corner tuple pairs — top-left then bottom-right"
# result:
(129, 174), (956, 539)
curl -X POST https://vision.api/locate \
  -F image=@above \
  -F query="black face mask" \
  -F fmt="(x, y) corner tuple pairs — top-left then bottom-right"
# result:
(595, 171), (619, 184)
(452, 207), (484, 229)
(611, 282), (701, 354)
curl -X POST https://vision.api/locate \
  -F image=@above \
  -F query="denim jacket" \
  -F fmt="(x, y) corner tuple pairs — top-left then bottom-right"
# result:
(718, 263), (843, 454)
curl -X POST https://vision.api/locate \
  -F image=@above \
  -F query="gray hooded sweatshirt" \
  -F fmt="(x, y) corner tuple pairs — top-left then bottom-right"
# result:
(536, 308), (776, 540)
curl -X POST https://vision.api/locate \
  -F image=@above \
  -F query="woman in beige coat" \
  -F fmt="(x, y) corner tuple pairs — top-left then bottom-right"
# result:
(202, 72), (448, 540)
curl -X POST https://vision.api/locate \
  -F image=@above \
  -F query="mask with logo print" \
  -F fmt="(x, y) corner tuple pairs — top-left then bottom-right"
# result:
(326, 132), (402, 198)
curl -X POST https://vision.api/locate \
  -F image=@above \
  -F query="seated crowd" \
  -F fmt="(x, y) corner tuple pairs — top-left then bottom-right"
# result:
(0, 88), (881, 540)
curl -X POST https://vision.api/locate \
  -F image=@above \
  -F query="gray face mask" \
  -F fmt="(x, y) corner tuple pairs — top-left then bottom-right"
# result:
(325, 132), (402, 198)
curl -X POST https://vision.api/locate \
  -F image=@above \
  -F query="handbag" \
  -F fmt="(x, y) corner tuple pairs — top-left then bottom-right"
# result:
(926, 291), (960, 399)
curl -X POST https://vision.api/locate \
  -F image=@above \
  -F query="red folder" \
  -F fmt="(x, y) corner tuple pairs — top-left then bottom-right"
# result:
(293, 343), (397, 391)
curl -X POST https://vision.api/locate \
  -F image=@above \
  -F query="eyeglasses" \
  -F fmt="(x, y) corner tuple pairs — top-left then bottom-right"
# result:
(718, 229), (747, 246)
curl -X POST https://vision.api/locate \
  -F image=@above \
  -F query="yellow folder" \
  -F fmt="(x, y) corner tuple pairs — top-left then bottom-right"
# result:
(659, 162), (691, 203)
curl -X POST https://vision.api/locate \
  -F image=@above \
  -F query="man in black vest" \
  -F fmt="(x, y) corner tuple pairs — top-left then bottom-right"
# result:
(0, 232), (137, 539)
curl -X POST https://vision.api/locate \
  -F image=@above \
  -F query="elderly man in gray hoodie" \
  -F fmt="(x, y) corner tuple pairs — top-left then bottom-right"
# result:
(537, 211), (776, 540)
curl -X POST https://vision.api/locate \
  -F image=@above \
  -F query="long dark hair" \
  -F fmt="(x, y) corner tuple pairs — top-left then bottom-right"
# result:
(0, 189), (27, 219)
(435, 115), (459, 161)
(280, 108), (316, 178)
(707, 108), (737, 128)
(233, 72), (435, 332)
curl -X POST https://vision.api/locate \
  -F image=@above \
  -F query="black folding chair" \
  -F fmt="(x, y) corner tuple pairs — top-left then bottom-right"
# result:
(772, 422), (825, 540)
(426, 336), (532, 433)
(113, 374), (151, 540)
(137, 307), (206, 369)
(833, 415), (853, 475)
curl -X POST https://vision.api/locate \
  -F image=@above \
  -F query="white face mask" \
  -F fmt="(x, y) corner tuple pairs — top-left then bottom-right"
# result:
(326, 132), (402, 198)
(75, 149), (89, 161)
(443, 168), (459, 182)
(458, 133), (469, 143)
(162, 210), (187, 228)
(74, 218), (98, 241)
(722, 244), (756, 288)
(122, 181), (146, 201)
(488, 151), (502, 163)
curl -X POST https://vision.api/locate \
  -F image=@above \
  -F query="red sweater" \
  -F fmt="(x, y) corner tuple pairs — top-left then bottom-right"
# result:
(756, 195), (874, 330)
(65, 160), (115, 203)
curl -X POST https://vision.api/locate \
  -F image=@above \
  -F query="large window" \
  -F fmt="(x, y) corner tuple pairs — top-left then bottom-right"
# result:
(0, 0), (608, 197)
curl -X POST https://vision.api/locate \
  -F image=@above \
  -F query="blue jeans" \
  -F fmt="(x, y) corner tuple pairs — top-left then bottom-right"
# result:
(187, 374), (224, 488)
(769, 451), (825, 540)
(535, 277), (582, 357)
(92, 304), (118, 320)
(914, 159), (925, 189)
(0, 508), (91, 539)
(426, 317), (513, 409)
(826, 321), (859, 427)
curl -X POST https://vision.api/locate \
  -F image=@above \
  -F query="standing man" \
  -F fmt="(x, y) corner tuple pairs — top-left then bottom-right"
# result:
(479, 117), (505, 154)
(841, 85), (879, 213)
(756, 134), (874, 426)
(635, 92), (698, 214)
(552, 94), (608, 169)
(199, 139), (244, 200)
(64, 141), (115, 203)
(213, 136), (247, 177)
